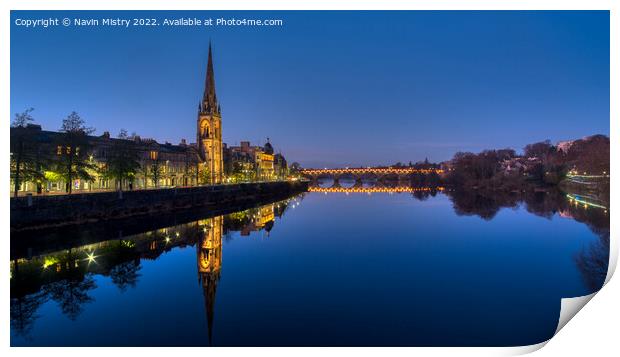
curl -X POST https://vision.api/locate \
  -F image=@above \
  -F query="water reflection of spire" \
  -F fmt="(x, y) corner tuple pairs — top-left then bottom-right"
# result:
(10, 198), (303, 341)
(196, 216), (223, 345)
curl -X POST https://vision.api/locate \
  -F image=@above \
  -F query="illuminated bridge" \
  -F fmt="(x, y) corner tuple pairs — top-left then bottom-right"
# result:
(301, 167), (444, 183)
(309, 186), (445, 194)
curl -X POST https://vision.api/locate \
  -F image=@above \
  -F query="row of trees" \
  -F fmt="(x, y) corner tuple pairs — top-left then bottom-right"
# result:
(10, 109), (210, 197)
(443, 135), (610, 190)
(228, 161), (257, 182)
(444, 149), (522, 188)
(393, 158), (441, 170)
(10, 109), (97, 196)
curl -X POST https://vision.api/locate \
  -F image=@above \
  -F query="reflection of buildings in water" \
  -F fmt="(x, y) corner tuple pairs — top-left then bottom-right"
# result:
(240, 204), (276, 236)
(10, 197), (296, 341)
(194, 200), (292, 343)
(445, 187), (610, 293)
(196, 216), (223, 345)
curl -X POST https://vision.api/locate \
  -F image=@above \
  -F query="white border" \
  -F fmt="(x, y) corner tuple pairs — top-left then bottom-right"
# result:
(2, 1), (617, 356)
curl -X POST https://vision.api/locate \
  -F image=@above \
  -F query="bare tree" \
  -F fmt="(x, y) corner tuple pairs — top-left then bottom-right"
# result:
(150, 155), (164, 188)
(54, 112), (96, 194)
(10, 108), (44, 197)
(104, 130), (140, 191)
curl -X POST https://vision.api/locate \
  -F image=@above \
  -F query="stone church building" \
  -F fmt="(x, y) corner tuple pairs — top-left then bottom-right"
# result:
(10, 43), (287, 195)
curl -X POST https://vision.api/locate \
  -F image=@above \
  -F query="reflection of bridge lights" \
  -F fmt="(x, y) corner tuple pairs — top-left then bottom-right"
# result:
(175, 232), (180, 237)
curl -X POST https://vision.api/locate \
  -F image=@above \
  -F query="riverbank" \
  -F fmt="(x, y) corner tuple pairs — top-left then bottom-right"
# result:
(559, 177), (609, 203)
(441, 173), (609, 196)
(10, 181), (309, 232)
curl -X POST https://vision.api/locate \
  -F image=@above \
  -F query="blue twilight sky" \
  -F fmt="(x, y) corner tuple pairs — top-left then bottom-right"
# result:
(10, 11), (609, 168)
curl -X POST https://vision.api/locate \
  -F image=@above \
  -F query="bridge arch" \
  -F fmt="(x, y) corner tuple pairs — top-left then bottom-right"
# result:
(335, 172), (357, 188)
(301, 167), (444, 188)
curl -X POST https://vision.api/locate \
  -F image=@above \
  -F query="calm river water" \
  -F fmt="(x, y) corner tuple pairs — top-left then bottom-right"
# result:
(10, 186), (609, 346)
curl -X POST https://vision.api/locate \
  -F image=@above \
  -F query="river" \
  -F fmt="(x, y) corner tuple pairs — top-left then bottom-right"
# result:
(10, 185), (609, 346)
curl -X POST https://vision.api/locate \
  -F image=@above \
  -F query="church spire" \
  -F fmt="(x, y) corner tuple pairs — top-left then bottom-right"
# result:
(202, 41), (218, 114)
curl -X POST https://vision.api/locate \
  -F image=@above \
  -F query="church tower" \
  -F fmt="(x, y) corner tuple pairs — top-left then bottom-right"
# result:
(197, 42), (223, 184)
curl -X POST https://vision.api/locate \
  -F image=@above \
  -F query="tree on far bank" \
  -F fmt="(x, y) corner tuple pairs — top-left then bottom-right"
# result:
(149, 155), (164, 188)
(54, 112), (96, 194)
(10, 108), (46, 197)
(198, 163), (211, 185)
(289, 162), (302, 177)
(104, 129), (141, 191)
(560, 135), (609, 175)
(524, 140), (555, 162)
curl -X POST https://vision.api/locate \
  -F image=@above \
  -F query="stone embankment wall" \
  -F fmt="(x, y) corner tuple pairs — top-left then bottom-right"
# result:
(11, 181), (308, 231)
